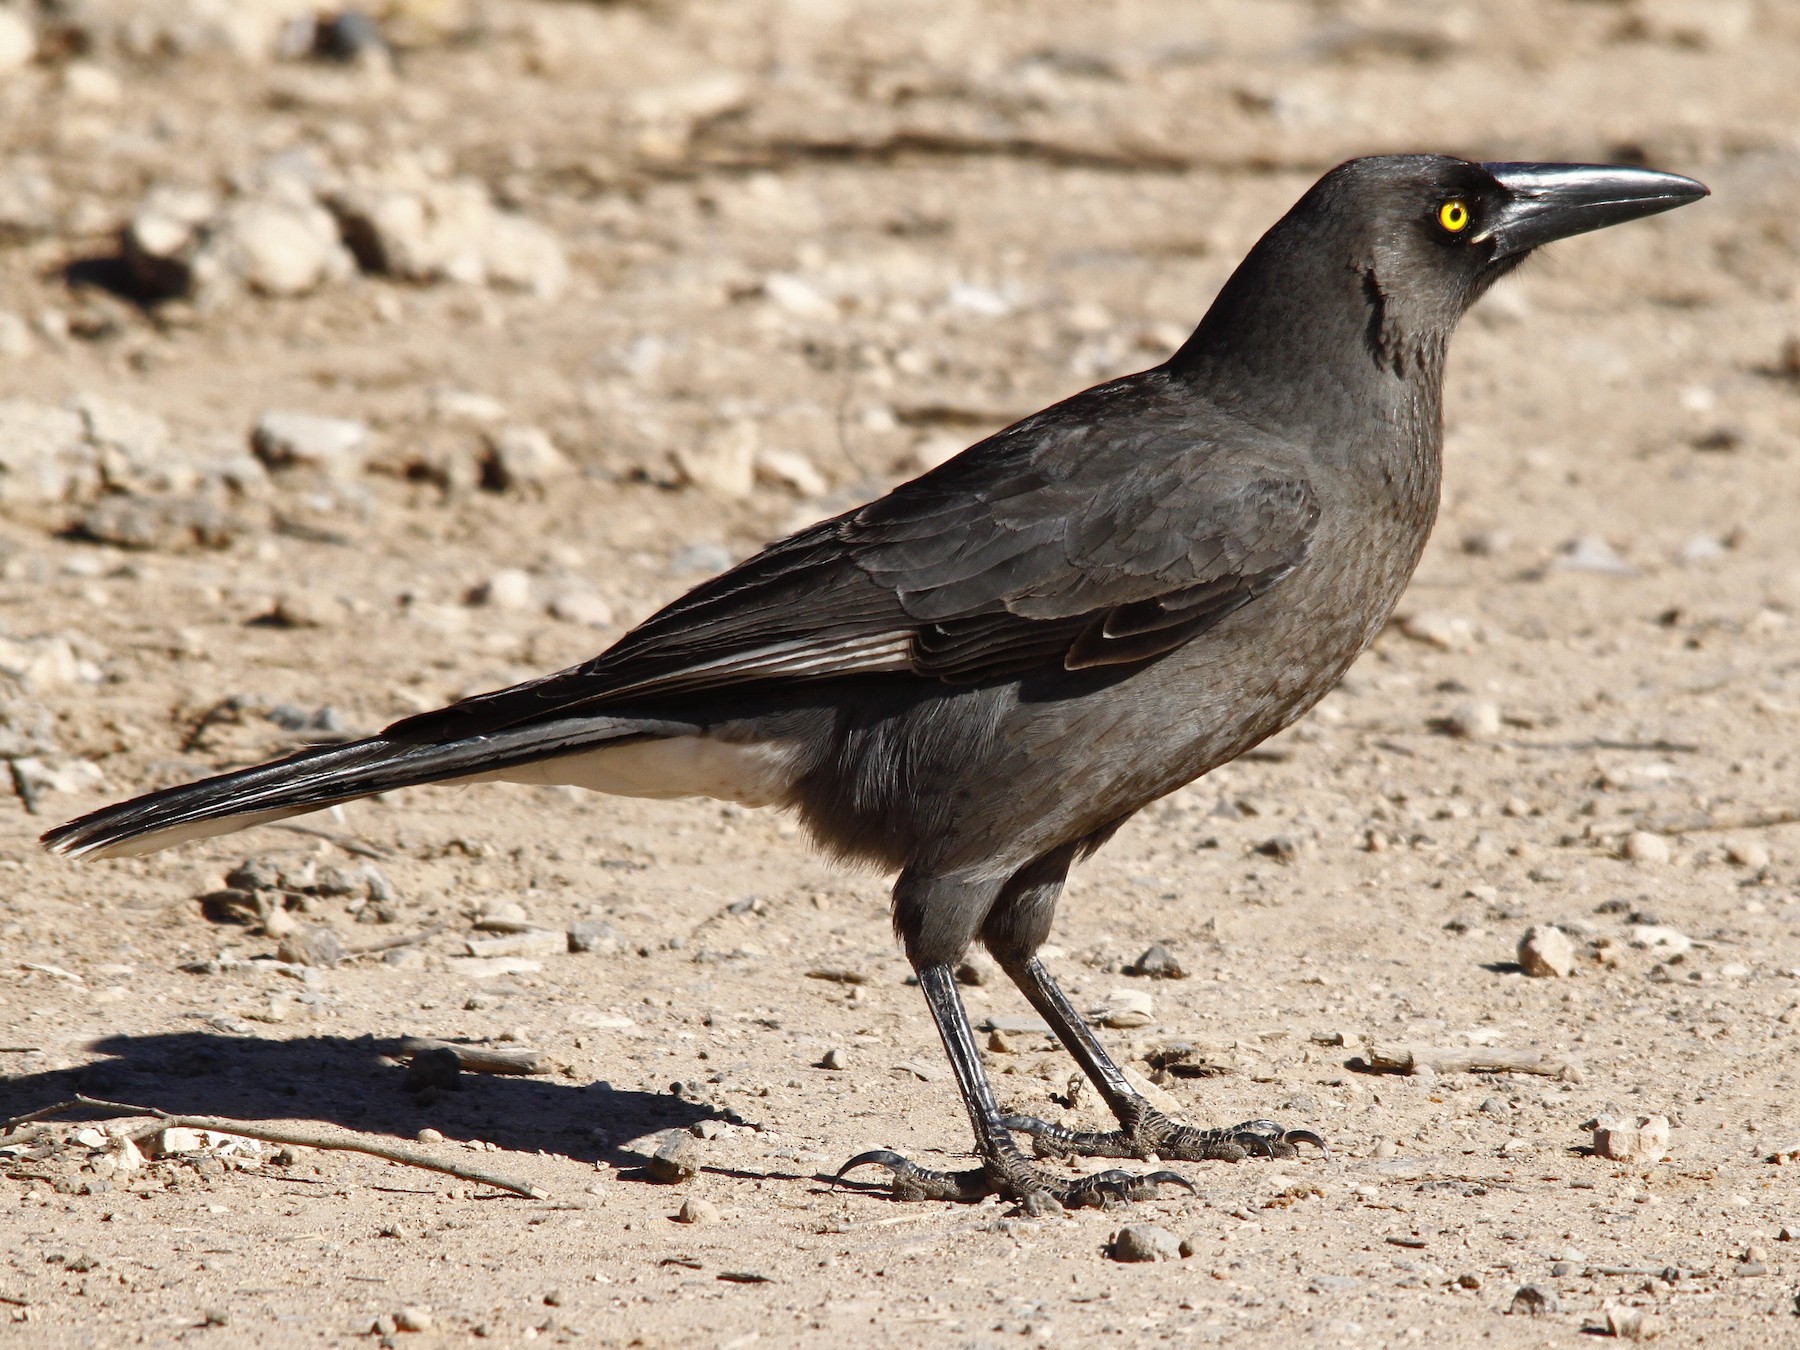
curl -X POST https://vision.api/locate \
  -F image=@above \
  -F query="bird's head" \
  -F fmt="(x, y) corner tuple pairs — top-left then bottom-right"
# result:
(1173, 154), (1707, 402)
(1332, 154), (1707, 322)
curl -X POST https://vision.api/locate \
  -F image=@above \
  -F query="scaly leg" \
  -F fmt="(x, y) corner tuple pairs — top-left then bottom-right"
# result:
(838, 964), (1196, 1210)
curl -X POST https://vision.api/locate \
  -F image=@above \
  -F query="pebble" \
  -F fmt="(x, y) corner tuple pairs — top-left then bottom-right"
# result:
(468, 568), (533, 610)
(1109, 1224), (1186, 1262)
(326, 179), (569, 297)
(416, 1128), (444, 1144)
(1517, 925), (1576, 978)
(394, 1306), (433, 1333)
(1128, 943), (1185, 979)
(1508, 1284), (1558, 1315)
(954, 952), (997, 986)
(1725, 839), (1771, 868)
(465, 929), (565, 959)
(1604, 1306), (1665, 1340)
(567, 920), (621, 954)
(983, 1014), (1052, 1035)
(1622, 832), (1672, 865)
(277, 926), (344, 968)
(1444, 699), (1502, 741)
(481, 425), (571, 492)
(1398, 610), (1477, 651)
(819, 1047), (848, 1070)
(1556, 536), (1639, 576)
(754, 448), (828, 498)
(474, 900), (531, 931)
(1098, 988), (1155, 1029)
(0, 399), (102, 507)
(672, 420), (757, 499)
(269, 590), (344, 629)
(547, 591), (613, 628)
(675, 1197), (721, 1225)
(0, 309), (34, 357)
(1587, 1113), (1671, 1163)
(649, 1133), (699, 1183)
(252, 410), (370, 476)
(0, 9), (35, 74)
(448, 956), (544, 979)
(1627, 924), (1692, 954)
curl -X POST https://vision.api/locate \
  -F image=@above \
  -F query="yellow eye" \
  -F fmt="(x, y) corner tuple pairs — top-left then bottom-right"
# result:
(1437, 199), (1471, 233)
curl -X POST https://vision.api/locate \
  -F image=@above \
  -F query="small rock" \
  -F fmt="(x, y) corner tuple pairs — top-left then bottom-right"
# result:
(0, 9), (35, 75)
(449, 956), (542, 979)
(403, 1048), (461, 1094)
(481, 425), (570, 493)
(468, 568), (532, 610)
(268, 590), (343, 629)
(1444, 700), (1502, 741)
(327, 179), (569, 297)
(672, 420), (757, 500)
(987, 1029), (1012, 1053)
(1622, 832), (1672, 865)
(675, 1197), (721, 1225)
(1627, 924), (1691, 954)
(754, 448), (828, 498)
(201, 1307), (230, 1328)
(1110, 1224), (1184, 1262)
(1097, 988), (1155, 1029)
(547, 591), (613, 628)
(819, 1047), (848, 1071)
(277, 925), (343, 968)
(252, 410), (370, 476)
(158, 1127), (205, 1156)
(1557, 536), (1639, 576)
(954, 953), (997, 986)
(394, 1306), (433, 1333)
(1517, 925), (1576, 978)
(1725, 840), (1771, 868)
(1399, 610), (1477, 651)
(464, 929), (565, 960)
(1128, 944), (1184, 979)
(567, 920), (621, 954)
(0, 310), (34, 357)
(1604, 1305), (1665, 1339)
(649, 1132), (699, 1183)
(1508, 1284), (1559, 1316)
(1587, 1113), (1671, 1163)
(473, 900), (530, 931)
(63, 61), (123, 105)
(416, 1128), (445, 1144)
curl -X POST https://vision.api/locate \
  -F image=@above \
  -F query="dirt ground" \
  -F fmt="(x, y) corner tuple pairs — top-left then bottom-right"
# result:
(2, 0), (1799, 1345)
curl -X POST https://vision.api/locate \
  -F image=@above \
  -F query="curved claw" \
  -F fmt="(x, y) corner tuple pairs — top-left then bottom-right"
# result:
(1143, 1169), (1198, 1194)
(836, 1149), (912, 1181)
(1282, 1129), (1331, 1157)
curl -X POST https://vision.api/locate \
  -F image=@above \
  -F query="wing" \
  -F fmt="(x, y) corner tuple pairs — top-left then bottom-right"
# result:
(386, 373), (1318, 742)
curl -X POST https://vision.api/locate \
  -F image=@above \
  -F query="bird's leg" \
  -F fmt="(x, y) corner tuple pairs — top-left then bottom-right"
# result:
(996, 954), (1327, 1163)
(838, 964), (1195, 1210)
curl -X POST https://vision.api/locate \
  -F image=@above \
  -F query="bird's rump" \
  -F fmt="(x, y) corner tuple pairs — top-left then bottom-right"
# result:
(388, 382), (1320, 740)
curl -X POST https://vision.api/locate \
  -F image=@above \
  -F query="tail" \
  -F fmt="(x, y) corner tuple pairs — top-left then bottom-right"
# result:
(40, 715), (680, 860)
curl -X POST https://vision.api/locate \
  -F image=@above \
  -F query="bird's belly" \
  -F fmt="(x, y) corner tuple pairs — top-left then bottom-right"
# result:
(461, 735), (802, 808)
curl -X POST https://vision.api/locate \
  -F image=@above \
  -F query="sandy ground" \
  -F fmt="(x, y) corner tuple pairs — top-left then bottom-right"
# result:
(2, 0), (1799, 1345)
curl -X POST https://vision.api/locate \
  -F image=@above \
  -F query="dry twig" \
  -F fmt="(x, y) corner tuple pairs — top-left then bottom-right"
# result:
(1362, 1042), (1581, 1082)
(1, 1095), (546, 1198)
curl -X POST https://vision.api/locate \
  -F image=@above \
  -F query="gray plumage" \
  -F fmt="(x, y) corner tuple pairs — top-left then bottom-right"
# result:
(44, 154), (1707, 1208)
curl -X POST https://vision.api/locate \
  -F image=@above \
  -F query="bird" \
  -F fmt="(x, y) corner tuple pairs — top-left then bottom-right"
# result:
(44, 154), (1707, 1210)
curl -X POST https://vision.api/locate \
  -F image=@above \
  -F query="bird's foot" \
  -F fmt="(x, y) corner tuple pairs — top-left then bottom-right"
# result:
(1002, 1107), (1328, 1164)
(835, 1148), (1195, 1213)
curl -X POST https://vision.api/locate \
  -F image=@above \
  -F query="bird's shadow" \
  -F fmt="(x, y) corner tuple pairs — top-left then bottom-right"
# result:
(0, 1031), (720, 1173)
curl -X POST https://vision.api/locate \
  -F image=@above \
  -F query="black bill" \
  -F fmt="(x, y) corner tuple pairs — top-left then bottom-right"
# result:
(1480, 162), (1709, 258)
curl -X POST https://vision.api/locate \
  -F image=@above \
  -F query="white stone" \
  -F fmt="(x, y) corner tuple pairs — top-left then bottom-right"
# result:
(754, 448), (828, 498)
(469, 568), (532, 611)
(1399, 610), (1477, 651)
(1517, 925), (1575, 978)
(673, 420), (757, 499)
(0, 9), (35, 75)
(1588, 1113), (1671, 1164)
(1622, 831), (1671, 865)
(252, 410), (370, 474)
(63, 61), (123, 105)
(0, 400), (98, 505)
(482, 425), (570, 491)
(1445, 699), (1502, 740)
(547, 591), (613, 628)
